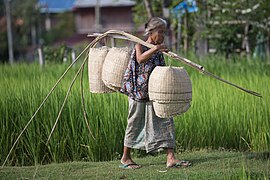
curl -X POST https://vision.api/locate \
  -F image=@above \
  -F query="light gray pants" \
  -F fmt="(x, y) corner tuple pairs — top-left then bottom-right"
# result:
(124, 98), (175, 153)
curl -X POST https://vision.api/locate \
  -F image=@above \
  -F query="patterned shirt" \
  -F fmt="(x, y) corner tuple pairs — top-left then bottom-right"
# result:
(120, 45), (165, 101)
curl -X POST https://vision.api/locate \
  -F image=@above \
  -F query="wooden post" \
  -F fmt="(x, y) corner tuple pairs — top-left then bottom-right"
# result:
(110, 38), (116, 47)
(45, 13), (51, 31)
(195, 0), (208, 57)
(63, 49), (68, 62)
(71, 49), (76, 63)
(177, 12), (182, 52)
(183, 9), (189, 54)
(38, 46), (44, 66)
(31, 25), (37, 46)
(95, 0), (101, 32)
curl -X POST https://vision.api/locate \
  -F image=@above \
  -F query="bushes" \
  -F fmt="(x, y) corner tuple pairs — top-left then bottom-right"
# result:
(42, 44), (73, 64)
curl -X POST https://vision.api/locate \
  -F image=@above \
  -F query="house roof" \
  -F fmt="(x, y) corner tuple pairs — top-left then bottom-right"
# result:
(74, 0), (135, 8)
(39, 0), (75, 13)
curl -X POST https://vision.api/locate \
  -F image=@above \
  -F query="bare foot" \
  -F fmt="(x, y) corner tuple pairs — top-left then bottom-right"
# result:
(166, 149), (191, 168)
(167, 159), (191, 168)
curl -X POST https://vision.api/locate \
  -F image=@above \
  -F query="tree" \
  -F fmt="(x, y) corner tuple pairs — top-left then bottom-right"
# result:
(132, 0), (165, 31)
(143, 0), (153, 19)
(206, 0), (270, 58)
(0, 0), (41, 62)
(42, 12), (75, 45)
(1, 0), (41, 61)
(12, 0), (40, 47)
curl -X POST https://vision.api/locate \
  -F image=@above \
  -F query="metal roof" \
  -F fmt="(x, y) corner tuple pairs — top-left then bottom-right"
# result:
(74, 0), (135, 8)
(39, 0), (75, 13)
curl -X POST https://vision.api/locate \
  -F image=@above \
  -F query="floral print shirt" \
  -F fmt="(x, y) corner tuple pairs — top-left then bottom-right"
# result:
(120, 45), (165, 101)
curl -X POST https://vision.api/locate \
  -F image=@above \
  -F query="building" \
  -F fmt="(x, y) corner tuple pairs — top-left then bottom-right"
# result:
(38, 0), (137, 46)
(39, 0), (75, 31)
(73, 0), (136, 34)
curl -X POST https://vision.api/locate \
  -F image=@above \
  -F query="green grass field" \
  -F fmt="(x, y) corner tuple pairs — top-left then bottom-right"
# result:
(0, 56), (269, 167)
(1, 150), (269, 179)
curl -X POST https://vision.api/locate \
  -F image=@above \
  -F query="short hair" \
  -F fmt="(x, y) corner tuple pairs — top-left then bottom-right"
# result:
(144, 17), (167, 36)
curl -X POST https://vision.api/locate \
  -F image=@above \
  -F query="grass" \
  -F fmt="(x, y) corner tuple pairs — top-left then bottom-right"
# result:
(0, 55), (269, 166)
(0, 150), (269, 179)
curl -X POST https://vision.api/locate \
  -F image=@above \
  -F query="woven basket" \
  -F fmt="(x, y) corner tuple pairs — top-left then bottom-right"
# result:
(88, 46), (114, 93)
(148, 66), (192, 118)
(149, 66), (192, 102)
(153, 101), (191, 118)
(102, 47), (131, 91)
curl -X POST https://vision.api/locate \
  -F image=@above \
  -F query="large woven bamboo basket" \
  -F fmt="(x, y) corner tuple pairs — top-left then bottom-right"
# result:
(153, 101), (191, 118)
(148, 66), (192, 118)
(88, 46), (114, 93)
(102, 47), (131, 91)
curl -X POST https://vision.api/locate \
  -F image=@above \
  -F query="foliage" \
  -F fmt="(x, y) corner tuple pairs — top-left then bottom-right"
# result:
(42, 44), (73, 64)
(0, 1), (75, 61)
(131, 0), (166, 31)
(206, 0), (270, 55)
(11, 0), (40, 49)
(0, 56), (269, 166)
(0, 0), (40, 61)
(42, 12), (75, 45)
(131, 0), (270, 56)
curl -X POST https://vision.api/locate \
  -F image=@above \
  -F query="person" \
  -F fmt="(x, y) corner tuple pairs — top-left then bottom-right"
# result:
(119, 17), (191, 169)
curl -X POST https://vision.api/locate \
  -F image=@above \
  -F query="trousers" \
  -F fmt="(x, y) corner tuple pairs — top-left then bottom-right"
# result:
(124, 98), (175, 153)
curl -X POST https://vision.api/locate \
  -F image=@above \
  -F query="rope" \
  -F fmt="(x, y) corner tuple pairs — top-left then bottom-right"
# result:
(46, 52), (90, 145)
(46, 34), (109, 144)
(80, 49), (96, 141)
(1, 43), (92, 168)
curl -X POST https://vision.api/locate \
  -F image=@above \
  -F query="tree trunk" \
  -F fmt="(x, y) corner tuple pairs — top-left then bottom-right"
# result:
(31, 25), (37, 46)
(241, 23), (250, 59)
(268, 32), (270, 59)
(196, 0), (208, 57)
(95, 0), (101, 32)
(183, 9), (189, 54)
(176, 13), (182, 52)
(143, 0), (154, 19)
(5, 0), (14, 64)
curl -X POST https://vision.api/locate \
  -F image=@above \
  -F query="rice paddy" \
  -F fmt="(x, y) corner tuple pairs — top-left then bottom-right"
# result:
(0, 55), (269, 166)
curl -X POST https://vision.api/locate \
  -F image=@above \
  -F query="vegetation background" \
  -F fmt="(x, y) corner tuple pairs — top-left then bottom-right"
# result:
(0, 1), (269, 179)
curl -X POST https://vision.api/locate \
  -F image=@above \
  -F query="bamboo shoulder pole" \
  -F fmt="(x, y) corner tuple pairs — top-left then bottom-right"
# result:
(90, 30), (262, 97)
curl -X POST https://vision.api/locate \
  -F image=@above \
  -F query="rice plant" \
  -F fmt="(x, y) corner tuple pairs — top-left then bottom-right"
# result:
(0, 56), (269, 166)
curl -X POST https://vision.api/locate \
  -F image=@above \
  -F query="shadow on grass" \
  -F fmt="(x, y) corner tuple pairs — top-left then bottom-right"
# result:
(187, 151), (240, 164)
(245, 151), (270, 161)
